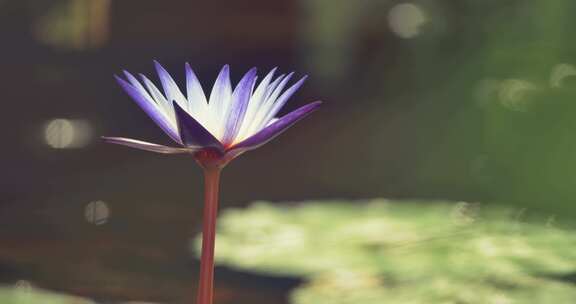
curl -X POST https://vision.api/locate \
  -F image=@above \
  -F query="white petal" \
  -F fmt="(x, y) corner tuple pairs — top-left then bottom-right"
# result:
(185, 63), (209, 117)
(246, 73), (294, 136)
(154, 61), (189, 114)
(123, 71), (157, 105)
(140, 74), (176, 126)
(208, 65), (232, 138)
(257, 75), (307, 131)
(236, 67), (277, 141)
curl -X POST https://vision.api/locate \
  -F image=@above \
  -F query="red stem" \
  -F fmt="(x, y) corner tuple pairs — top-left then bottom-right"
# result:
(196, 167), (221, 304)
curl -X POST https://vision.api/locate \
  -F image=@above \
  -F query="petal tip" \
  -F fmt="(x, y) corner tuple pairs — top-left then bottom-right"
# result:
(121, 70), (133, 78)
(241, 67), (258, 82)
(153, 60), (169, 73)
(228, 100), (322, 153)
(114, 75), (131, 88)
(307, 100), (323, 110)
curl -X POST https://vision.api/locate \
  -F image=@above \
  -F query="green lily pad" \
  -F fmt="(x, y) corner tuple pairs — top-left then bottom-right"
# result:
(197, 199), (576, 303)
(0, 285), (93, 304)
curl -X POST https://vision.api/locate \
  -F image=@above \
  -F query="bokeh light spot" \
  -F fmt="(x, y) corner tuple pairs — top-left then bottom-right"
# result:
(388, 3), (427, 39)
(85, 200), (110, 225)
(44, 118), (92, 149)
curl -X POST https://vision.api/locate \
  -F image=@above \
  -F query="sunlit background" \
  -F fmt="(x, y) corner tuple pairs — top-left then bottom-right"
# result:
(2, 0), (576, 303)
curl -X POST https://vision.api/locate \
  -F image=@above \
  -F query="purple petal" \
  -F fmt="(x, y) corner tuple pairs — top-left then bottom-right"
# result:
(153, 60), (188, 110)
(115, 75), (181, 144)
(244, 72), (296, 134)
(209, 65), (232, 115)
(139, 73), (172, 113)
(236, 67), (278, 139)
(260, 75), (308, 127)
(221, 68), (258, 146)
(265, 74), (286, 100)
(228, 101), (322, 153)
(123, 71), (153, 101)
(173, 102), (224, 151)
(246, 68), (277, 114)
(102, 137), (190, 154)
(265, 72), (294, 104)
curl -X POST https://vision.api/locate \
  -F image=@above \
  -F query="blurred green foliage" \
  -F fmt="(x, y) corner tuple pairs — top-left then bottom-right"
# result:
(202, 200), (576, 303)
(0, 286), (92, 304)
(301, 0), (576, 218)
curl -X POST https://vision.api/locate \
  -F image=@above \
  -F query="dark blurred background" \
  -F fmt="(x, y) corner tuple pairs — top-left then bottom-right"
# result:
(2, 0), (576, 302)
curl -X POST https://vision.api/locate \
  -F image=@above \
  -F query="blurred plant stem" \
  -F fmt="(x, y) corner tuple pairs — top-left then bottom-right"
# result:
(196, 167), (221, 304)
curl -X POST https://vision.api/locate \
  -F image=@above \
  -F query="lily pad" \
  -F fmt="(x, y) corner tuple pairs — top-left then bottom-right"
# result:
(197, 199), (576, 303)
(0, 285), (93, 304)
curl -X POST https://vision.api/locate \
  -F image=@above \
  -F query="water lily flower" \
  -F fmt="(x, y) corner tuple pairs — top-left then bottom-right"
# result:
(103, 61), (321, 304)
(104, 61), (321, 167)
